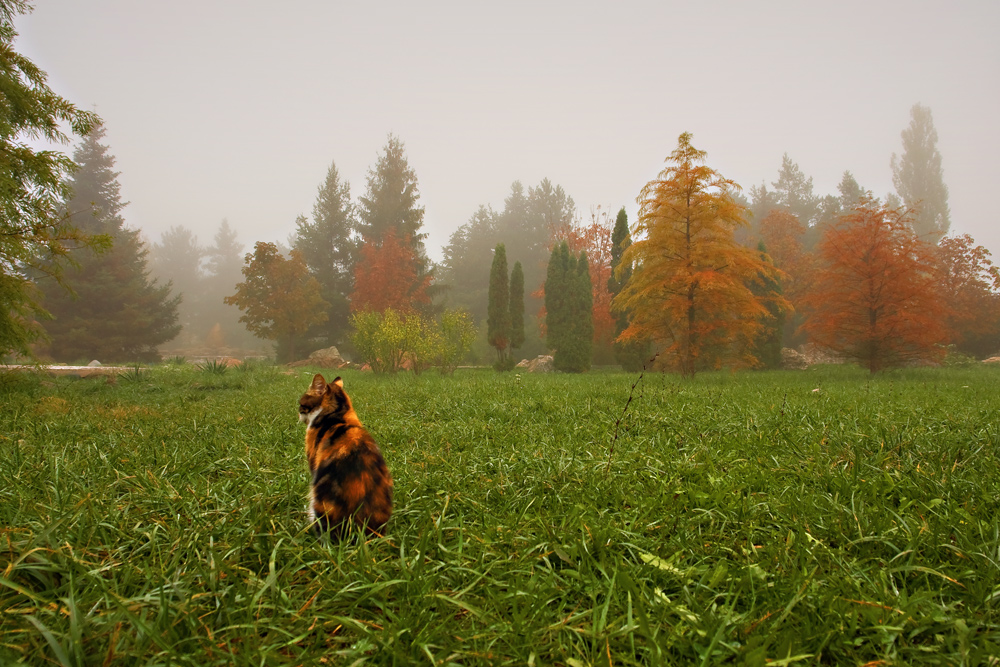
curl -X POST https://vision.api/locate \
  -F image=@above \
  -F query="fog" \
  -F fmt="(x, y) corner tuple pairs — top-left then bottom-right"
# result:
(17, 1), (1000, 259)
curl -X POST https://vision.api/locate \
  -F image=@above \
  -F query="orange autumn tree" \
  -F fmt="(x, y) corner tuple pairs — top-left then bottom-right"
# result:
(935, 234), (1000, 358)
(224, 242), (328, 363)
(613, 132), (787, 377)
(801, 198), (949, 373)
(350, 229), (431, 314)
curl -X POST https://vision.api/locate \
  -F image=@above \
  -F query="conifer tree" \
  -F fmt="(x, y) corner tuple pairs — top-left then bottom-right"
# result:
(357, 134), (428, 271)
(607, 207), (647, 370)
(487, 243), (512, 369)
(545, 242), (593, 372)
(0, 2), (106, 358)
(544, 242), (570, 355)
(40, 125), (180, 362)
(292, 159), (357, 348)
(202, 219), (255, 349)
(509, 260), (525, 354)
(560, 251), (593, 372)
(891, 103), (950, 241)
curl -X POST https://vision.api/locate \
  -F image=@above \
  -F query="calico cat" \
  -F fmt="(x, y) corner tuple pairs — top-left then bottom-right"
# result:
(298, 374), (393, 537)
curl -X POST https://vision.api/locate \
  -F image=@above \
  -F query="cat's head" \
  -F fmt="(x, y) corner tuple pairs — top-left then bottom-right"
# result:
(298, 373), (353, 426)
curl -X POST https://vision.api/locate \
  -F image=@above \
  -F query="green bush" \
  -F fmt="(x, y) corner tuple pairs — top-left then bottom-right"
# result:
(352, 309), (478, 375)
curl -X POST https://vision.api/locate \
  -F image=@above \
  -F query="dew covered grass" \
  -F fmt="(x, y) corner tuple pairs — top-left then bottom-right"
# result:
(1, 363), (998, 665)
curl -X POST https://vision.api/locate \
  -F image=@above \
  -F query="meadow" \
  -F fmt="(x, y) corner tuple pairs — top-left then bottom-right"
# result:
(1, 362), (998, 666)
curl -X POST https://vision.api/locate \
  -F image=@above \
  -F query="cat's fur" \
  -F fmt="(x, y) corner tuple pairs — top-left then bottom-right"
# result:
(298, 374), (393, 537)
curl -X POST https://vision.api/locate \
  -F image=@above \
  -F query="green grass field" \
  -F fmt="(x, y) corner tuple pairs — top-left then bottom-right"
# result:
(1, 363), (998, 665)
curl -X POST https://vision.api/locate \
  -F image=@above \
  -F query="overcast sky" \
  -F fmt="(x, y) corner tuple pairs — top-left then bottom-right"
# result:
(17, 1), (1000, 261)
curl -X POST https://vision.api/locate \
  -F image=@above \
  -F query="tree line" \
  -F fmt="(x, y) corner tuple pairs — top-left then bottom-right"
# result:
(2, 0), (997, 374)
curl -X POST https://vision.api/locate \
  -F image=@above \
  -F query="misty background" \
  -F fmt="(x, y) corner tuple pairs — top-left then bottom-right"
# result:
(16, 1), (1000, 262)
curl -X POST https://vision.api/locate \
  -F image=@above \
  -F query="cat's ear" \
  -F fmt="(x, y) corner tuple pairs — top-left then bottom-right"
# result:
(309, 374), (327, 394)
(332, 377), (344, 388)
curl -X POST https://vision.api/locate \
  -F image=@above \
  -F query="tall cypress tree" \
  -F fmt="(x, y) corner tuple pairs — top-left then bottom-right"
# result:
(40, 125), (180, 362)
(509, 260), (525, 355)
(608, 208), (647, 370)
(546, 242), (593, 372)
(487, 243), (512, 369)
(561, 251), (593, 372)
(544, 242), (569, 355)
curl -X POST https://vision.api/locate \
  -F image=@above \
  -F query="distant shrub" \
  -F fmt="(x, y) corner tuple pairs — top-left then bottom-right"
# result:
(197, 359), (229, 375)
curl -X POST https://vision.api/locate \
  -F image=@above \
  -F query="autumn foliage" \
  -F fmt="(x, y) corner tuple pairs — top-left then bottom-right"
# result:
(350, 229), (431, 314)
(801, 199), (949, 372)
(224, 242), (328, 362)
(934, 234), (1000, 357)
(613, 133), (787, 377)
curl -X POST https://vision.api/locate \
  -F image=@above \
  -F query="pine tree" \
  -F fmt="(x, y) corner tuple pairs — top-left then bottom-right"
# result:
(891, 103), (950, 241)
(40, 125), (180, 362)
(203, 219), (252, 349)
(149, 225), (205, 338)
(487, 243), (512, 369)
(0, 1), (106, 358)
(357, 134), (428, 271)
(509, 261), (525, 354)
(292, 159), (357, 348)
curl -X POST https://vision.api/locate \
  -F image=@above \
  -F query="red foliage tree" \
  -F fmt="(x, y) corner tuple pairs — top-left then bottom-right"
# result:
(935, 234), (1000, 357)
(801, 199), (949, 372)
(350, 229), (431, 314)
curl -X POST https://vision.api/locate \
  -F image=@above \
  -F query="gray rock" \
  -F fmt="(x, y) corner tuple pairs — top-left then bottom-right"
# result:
(780, 348), (809, 370)
(87, 360), (102, 367)
(517, 355), (555, 373)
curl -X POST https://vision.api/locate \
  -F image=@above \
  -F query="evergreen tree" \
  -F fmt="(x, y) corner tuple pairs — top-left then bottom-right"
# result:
(752, 241), (785, 369)
(149, 225), (205, 338)
(560, 251), (593, 372)
(545, 242), (592, 372)
(356, 134), (428, 271)
(891, 103), (950, 241)
(0, 1), (106, 358)
(544, 242), (570, 354)
(292, 159), (357, 348)
(438, 205), (499, 322)
(607, 207), (648, 370)
(203, 219), (253, 350)
(487, 243), (512, 369)
(836, 171), (868, 212)
(509, 261), (525, 354)
(772, 154), (820, 227)
(40, 125), (180, 362)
